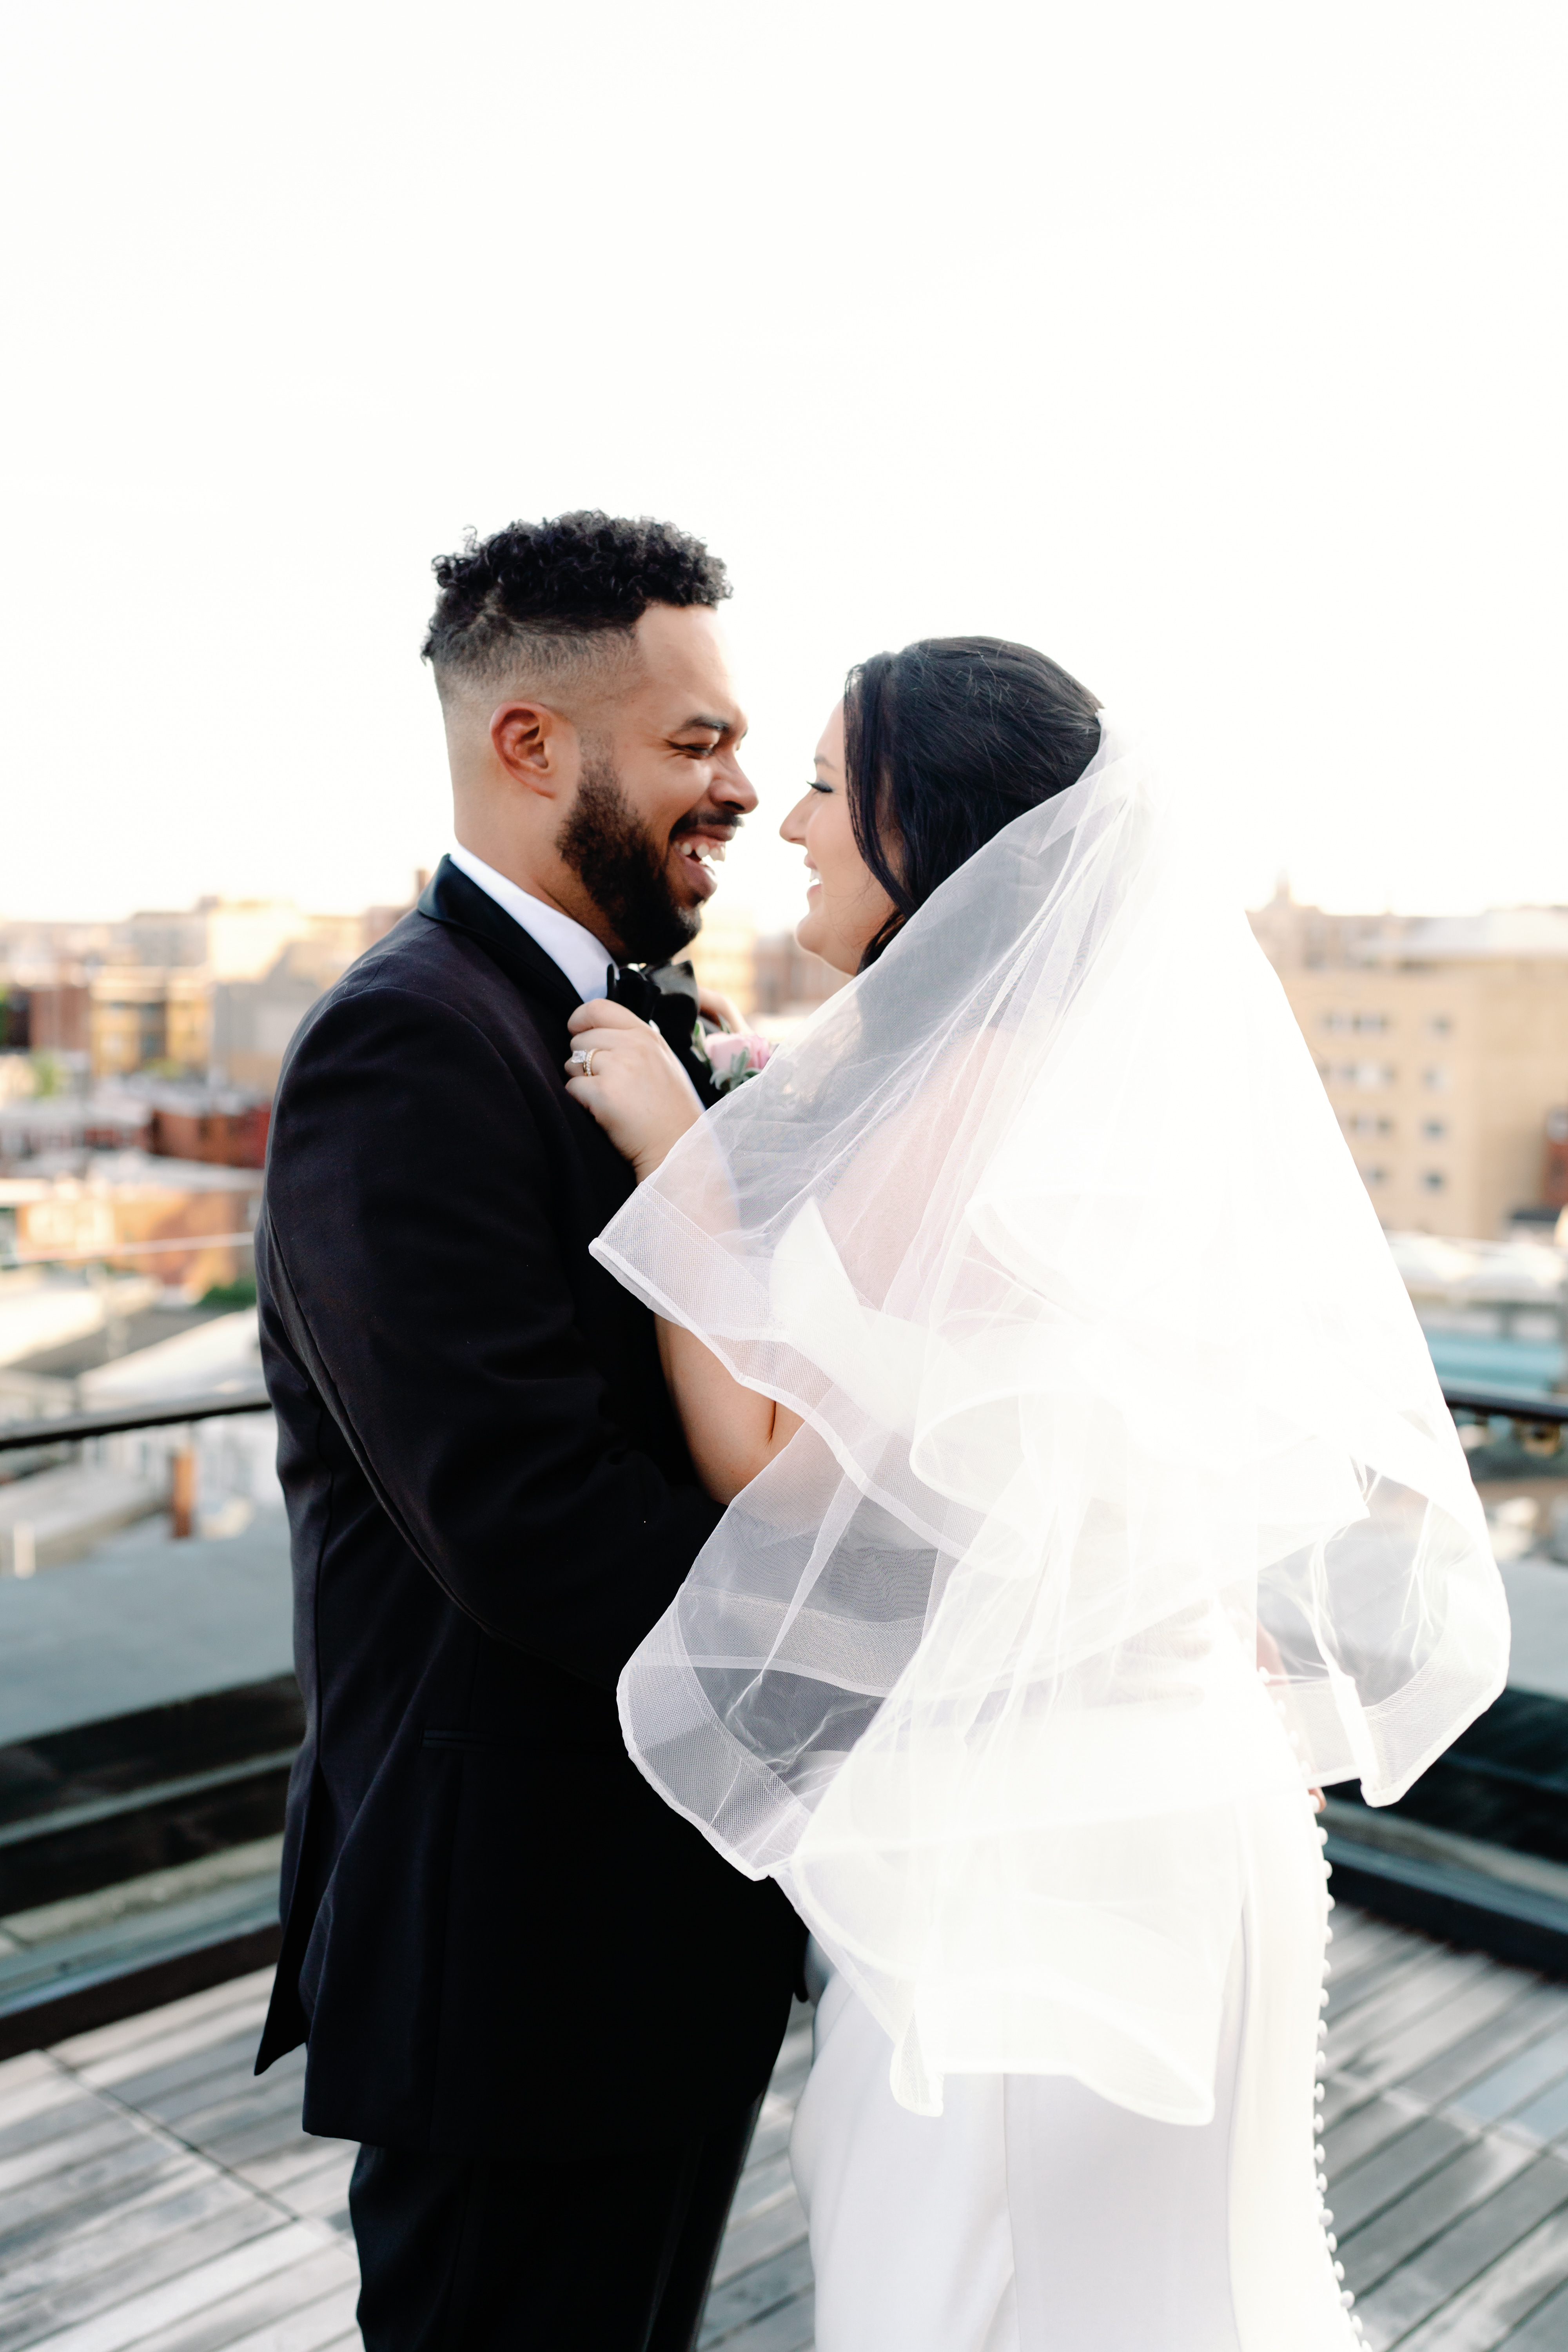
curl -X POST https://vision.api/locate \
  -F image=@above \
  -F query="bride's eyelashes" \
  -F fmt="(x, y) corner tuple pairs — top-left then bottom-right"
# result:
(809, 780), (833, 795)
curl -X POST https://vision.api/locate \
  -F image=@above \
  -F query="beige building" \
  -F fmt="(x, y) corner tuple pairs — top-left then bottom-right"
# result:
(1253, 893), (1568, 1239)
(211, 936), (361, 1092)
(2, 1152), (263, 1296)
(686, 909), (762, 1018)
(90, 968), (211, 1078)
(79, 899), (368, 1086)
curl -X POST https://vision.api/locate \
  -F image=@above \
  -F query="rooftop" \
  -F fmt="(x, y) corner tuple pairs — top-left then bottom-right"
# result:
(6, 1910), (1568, 2352)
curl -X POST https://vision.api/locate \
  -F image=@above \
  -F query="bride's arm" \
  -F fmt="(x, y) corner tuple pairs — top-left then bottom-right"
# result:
(656, 1321), (803, 1504)
(563, 999), (802, 1504)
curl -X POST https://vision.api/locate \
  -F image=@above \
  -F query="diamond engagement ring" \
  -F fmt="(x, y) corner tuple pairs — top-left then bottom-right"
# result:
(569, 1047), (600, 1078)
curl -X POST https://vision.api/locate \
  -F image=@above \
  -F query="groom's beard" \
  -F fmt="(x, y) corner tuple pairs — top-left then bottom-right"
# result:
(557, 750), (706, 966)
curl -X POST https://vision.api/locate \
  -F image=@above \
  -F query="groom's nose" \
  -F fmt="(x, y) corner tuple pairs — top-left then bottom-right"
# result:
(709, 750), (759, 815)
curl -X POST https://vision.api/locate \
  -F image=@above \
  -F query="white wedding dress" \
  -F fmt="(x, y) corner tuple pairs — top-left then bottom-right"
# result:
(790, 1682), (1359, 2352)
(591, 724), (1505, 2352)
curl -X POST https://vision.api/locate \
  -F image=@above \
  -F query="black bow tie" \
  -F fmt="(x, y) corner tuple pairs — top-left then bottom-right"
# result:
(607, 959), (701, 1057)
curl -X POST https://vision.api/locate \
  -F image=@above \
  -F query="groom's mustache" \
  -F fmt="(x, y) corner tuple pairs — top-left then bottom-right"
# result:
(670, 805), (742, 844)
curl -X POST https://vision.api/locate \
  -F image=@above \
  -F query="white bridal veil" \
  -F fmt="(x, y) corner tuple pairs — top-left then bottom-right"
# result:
(591, 724), (1508, 2123)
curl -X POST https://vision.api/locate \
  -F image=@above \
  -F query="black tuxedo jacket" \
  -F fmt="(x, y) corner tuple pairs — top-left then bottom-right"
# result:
(254, 857), (804, 2155)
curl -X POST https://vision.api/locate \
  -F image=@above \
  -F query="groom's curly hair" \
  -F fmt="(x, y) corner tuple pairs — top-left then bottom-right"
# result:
(422, 511), (730, 695)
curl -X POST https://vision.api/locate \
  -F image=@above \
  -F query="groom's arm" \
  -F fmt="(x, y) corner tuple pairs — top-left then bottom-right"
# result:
(261, 982), (720, 1687)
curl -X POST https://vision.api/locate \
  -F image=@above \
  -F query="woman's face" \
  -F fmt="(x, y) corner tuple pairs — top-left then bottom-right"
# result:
(779, 702), (898, 975)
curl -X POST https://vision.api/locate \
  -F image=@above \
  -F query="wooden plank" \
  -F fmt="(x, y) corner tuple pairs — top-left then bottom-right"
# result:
(1401, 1986), (1568, 2113)
(16, 2221), (329, 2352)
(1328, 2114), (1475, 2238)
(1329, 1950), (1499, 2071)
(262, 2158), (353, 2228)
(142, 2058), (305, 2140)
(0, 2054), (75, 2124)
(1446, 2024), (1568, 2129)
(0, 2113), (129, 2198)
(1352, 2155), (1568, 2344)
(710, 2191), (809, 2293)
(1325, 2089), (1431, 2178)
(96, 2247), (358, 2352)
(0, 2136), (194, 2261)
(743, 2115), (795, 2176)
(1325, 1906), (1401, 1959)
(11, 1905), (1565, 2352)
(0, 2194), (287, 2352)
(49, 1977), (273, 2076)
(1328, 1910), (1412, 1967)
(1336, 1970), (1538, 2101)
(1339, 2137), (1536, 2299)
(0, 2086), (121, 2167)
(0, 2167), (265, 2310)
(76, 2028), (274, 2113)
(1393, 2205), (1568, 2351)
(704, 2292), (813, 2352)
(1323, 2077), (1380, 2134)
(1507, 2069), (1568, 2149)
(1325, 1915), (1451, 1982)
(1328, 1938), (1444, 2022)
(699, 2241), (814, 2348)
(229, 2140), (354, 2205)
(1499, 2273), (1568, 2347)
(199, 2283), (361, 2352)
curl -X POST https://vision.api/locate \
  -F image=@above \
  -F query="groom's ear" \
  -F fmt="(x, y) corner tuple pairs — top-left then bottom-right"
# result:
(489, 699), (574, 798)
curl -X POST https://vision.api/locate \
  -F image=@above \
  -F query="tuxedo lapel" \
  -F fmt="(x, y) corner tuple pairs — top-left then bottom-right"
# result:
(417, 857), (585, 1024)
(419, 855), (723, 1108)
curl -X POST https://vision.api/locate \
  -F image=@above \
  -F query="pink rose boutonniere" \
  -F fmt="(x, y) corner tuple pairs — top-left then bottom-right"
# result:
(694, 1025), (775, 1096)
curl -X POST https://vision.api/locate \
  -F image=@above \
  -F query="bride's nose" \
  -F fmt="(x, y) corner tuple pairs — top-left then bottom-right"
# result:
(780, 793), (810, 846)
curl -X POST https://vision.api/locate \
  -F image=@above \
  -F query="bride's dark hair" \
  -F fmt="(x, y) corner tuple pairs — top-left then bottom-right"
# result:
(844, 636), (1102, 969)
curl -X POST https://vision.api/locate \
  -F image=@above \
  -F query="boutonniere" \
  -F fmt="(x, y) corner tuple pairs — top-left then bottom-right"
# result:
(691, 1022), (776, 1096)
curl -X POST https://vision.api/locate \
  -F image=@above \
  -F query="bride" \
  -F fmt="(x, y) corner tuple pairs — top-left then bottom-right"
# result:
(563, 637), (1508, 2351)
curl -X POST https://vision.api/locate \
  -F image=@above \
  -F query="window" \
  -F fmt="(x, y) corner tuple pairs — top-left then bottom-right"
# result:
(1351, 1061), (1394, 1090)
(1354, 1012), (1389, 1033)
(1423, 1066), (1452, 1092)
(1360, 1164), (1390, 1186)
(1346, 1113), (1394, 1137)
(1421, 1170), (1446, 1191)
(1323, 1012), (1352, 1033)
(1426, 1014), (1452, 1036)
(1423, 1118), (1447, 1141)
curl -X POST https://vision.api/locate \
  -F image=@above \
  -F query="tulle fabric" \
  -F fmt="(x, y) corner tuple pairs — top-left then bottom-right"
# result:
(590, 724), (1508, 2122)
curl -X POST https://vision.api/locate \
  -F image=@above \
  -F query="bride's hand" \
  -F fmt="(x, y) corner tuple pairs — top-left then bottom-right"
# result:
(564, 998), (703, 1180)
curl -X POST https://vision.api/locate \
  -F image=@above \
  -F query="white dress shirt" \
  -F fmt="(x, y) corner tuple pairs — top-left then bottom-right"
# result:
(447, 844), (617, 1005)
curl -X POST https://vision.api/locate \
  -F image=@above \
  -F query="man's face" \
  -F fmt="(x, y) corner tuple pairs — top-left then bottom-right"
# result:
(557, 604), (755, 964)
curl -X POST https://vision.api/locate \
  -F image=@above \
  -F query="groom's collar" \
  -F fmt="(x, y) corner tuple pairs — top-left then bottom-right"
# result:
(446, 844), (619, 1005)
(419, 856), (720, 1105)
(417, 855), (590, 1023)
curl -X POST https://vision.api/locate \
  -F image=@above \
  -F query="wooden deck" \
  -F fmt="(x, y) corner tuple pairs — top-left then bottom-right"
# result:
(3, 1905), (1568, 2351)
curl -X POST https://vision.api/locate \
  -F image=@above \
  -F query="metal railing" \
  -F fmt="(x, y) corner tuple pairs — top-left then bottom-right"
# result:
(0, 1375), (1565, 2027)
(1441, 1385), (1568, 1427)
(0, 1380), (1560, 1456)
(0, 1386), (270, 1453)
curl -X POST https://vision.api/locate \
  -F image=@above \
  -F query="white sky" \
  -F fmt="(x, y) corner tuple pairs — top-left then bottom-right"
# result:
(2, 0), (1564, 933)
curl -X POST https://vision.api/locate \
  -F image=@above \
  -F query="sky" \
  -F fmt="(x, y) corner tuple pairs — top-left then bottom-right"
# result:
(2, 0), (1564, 933)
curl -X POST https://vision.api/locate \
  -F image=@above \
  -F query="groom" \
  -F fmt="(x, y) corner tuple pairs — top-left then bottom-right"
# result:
(254, 513), (806, 2349)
